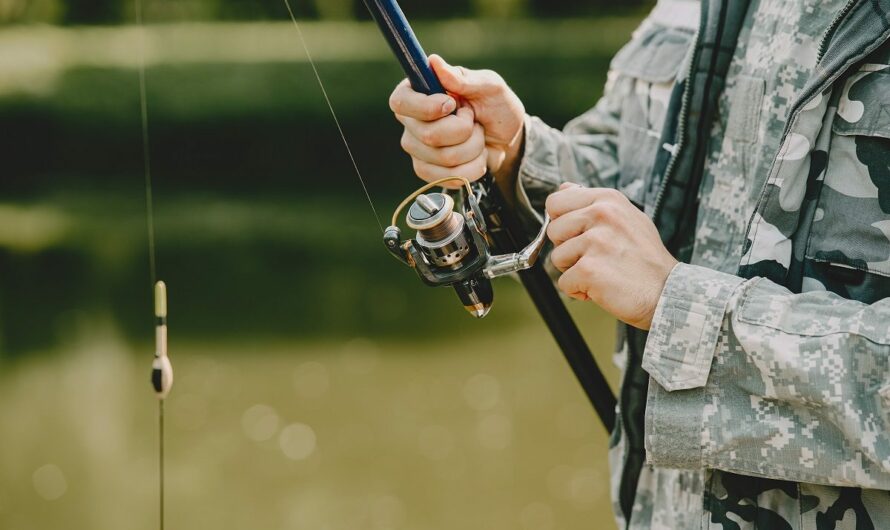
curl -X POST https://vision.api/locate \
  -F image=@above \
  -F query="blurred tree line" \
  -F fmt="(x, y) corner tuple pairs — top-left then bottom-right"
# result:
(0, 0), (651, 25)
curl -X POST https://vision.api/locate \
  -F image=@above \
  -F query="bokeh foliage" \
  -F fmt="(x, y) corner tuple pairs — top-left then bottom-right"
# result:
(0, 18), (639, 355)
(1, 0), (651, 24)
(0, 8), (645, 530)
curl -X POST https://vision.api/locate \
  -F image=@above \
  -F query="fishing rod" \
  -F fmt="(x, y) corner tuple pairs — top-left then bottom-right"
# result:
(360, 0), (616, 432)
(133, 4), (616, 523)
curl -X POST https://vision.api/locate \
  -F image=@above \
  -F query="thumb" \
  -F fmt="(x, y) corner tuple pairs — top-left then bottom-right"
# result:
(429, 54), (493, 99)
(429, 54), (465, 95)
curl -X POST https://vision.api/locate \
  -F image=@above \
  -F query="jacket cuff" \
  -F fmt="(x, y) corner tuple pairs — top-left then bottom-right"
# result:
(514, 115), (564, 223)
(643, 263), (744, 469)
(642, 263), (744, 392)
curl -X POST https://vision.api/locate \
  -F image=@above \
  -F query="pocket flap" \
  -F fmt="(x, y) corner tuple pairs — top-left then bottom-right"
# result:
(832, 64), (890, 139)
(609, 24), (694, 84)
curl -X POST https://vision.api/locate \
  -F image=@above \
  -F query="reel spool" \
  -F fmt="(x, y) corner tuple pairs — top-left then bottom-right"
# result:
(384, 177), (550, 318)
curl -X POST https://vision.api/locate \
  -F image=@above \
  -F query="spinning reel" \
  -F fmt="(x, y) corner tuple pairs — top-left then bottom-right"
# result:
(384, 177), (551, 318)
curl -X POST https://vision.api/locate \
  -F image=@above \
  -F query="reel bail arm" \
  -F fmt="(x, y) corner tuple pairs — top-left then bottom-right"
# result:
(364, 0), (617, 432)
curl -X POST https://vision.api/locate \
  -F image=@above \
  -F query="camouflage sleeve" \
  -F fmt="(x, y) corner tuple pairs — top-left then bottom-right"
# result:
(514, 98), (622, 220)
(643, 263), (890, 488)
(511, 5), (698, 224)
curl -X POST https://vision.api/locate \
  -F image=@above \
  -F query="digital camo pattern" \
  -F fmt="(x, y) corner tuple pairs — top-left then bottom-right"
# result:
(512, 0), (890, 528)
(643, 1), (890, 530)
(643, 265), (743, 393)
(513, 5), (704, 527)
(629, 466), (707, 530)
(693, 0), (846, 274)
(647, 261), (890, 486)
(515, 12), (695, 213)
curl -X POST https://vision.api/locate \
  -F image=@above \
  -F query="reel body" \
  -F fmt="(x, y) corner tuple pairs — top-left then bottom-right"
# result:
(384, 178), (549, 318)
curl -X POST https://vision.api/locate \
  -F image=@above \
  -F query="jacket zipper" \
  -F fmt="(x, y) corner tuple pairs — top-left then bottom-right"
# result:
(654, 0), (853, 225)
(818, 0), (858, 61)
(650, 13), (706, 221)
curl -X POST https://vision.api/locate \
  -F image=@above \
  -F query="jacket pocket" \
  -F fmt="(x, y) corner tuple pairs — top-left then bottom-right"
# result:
(803, 63), (890, 304)
(609, 23), (694, 206)
(738, 278), (890, 344)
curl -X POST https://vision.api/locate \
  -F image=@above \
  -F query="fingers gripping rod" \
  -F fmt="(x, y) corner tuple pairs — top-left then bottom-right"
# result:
(361, 0), (617, 432)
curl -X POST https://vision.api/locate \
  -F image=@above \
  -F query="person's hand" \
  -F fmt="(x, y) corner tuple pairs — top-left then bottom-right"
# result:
(545, 184), (678, 330)
(389, 55), (525, 186)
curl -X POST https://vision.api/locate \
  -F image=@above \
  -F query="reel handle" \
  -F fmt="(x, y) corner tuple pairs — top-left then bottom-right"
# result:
(483, 213), (551, 279)
(366, 0), (617, 432)
(360, 0), (447, 96)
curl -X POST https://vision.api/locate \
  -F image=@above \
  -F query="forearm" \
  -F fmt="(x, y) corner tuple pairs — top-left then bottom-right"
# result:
(510, 107), (621, 228)
(644, 263), (890, 488)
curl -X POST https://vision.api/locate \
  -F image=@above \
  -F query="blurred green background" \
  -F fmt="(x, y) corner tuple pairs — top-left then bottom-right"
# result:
(0, 1), (648, 528)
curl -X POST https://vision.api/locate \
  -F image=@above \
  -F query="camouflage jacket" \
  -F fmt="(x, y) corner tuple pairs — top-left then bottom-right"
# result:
(514, 0), (890, 528)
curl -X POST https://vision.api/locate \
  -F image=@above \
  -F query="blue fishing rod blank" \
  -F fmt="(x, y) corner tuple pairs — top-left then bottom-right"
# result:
(360, 0), (446, 96)
(361, 0), (617, 432)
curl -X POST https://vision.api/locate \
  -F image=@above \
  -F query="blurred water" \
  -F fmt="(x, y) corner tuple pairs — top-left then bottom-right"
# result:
(0, 312), (618, 529)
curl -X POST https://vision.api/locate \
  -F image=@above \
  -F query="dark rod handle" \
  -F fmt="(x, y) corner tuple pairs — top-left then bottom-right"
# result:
(360, 0), (447, 95)
(362, 0), (617, 432)
(481, 178), (617, 432)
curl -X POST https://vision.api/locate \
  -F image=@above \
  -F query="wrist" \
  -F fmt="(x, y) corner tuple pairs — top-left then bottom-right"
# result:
(639, 259), (679, 330)
(491, 120), (526, 201)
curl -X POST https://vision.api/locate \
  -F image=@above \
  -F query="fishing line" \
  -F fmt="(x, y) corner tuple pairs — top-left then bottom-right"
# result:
(282, 0), (385, 232)
(134, 1), (169, 529)
(135, 0), (156, 285)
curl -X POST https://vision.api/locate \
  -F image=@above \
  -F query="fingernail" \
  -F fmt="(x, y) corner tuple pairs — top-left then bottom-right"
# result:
(442, 98), (456, 114)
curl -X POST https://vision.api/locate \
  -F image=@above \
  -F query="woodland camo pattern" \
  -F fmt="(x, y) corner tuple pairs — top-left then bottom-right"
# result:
(513, 0), (890, 528)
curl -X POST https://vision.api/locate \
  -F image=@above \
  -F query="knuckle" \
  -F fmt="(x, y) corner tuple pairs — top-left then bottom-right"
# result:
(399, 131), (412, 152)
(471, 125), (486, 147)
(578, 257), (597, 276)
(585, 228), (608, 248)
(412, 158), (433, 180)
(590, 202), (616, 222)
(460, 126), (476, 144)
(440, 148), (460, 168)
(545, 195), (558, 216)
(546, 223), (558, 243)
(389, 93), (401, 114)
(419, 128), (439, 146)
(455, 117), (474, 140)
(599, 202), (617, 221)
(556, 272), (570, 291)
(421, 104), (441, 121)
(603, 188), (624, 202)
(471, 155), (487, 178)
(458, 107), (475, 123)
(550, 251), (567, 271)
(587, 203), (606, 221)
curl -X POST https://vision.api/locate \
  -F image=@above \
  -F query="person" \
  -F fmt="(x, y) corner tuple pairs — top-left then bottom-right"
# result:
(388, 0), (890, 528)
